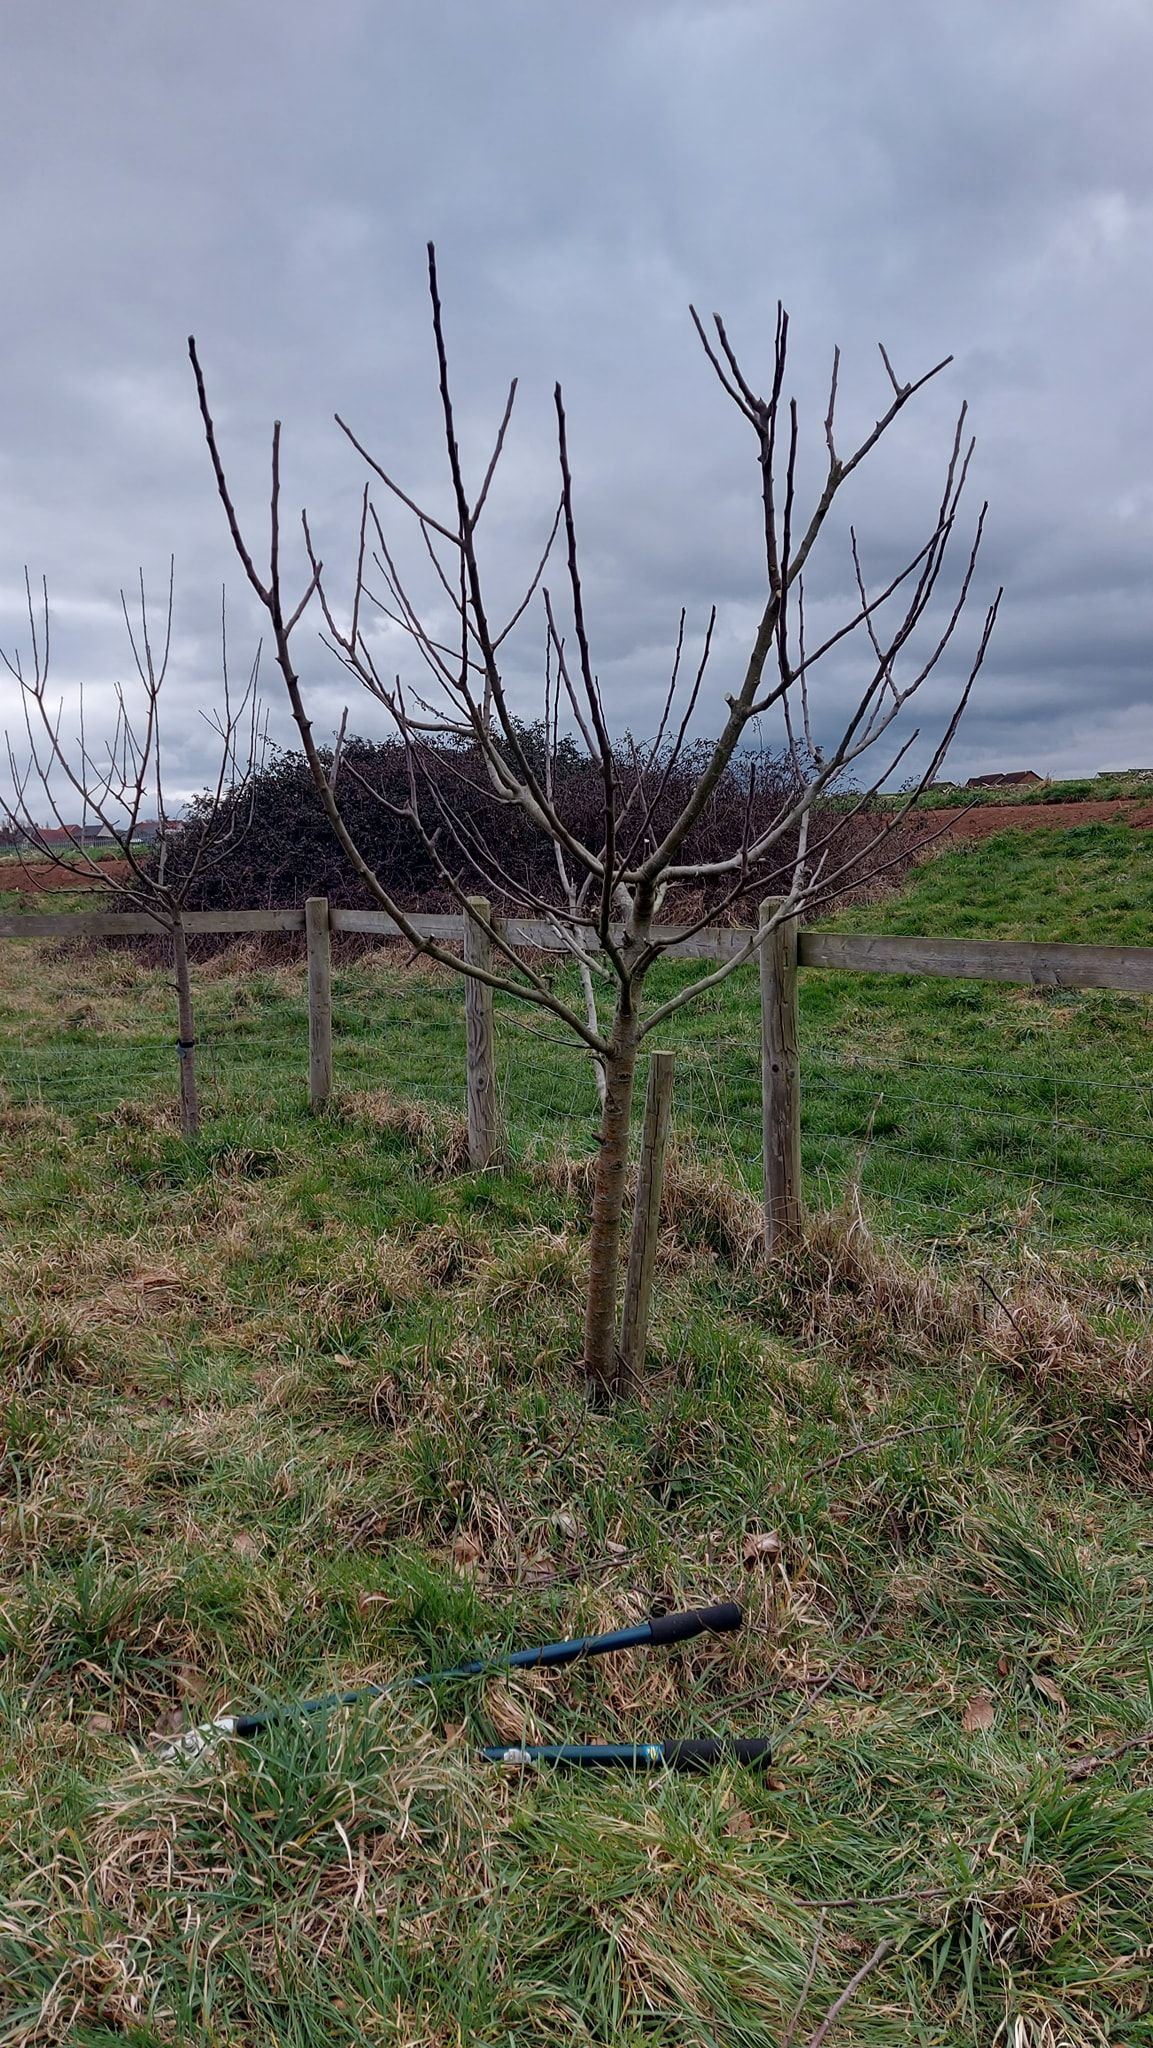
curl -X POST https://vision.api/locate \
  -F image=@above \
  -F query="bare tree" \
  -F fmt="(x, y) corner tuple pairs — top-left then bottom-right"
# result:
(2, 564), (264, 1135)
(189, 248), (999, 1394)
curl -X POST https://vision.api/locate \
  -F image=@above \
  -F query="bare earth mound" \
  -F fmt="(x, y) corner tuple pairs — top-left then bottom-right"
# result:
(927, 797), (1153, 842)
(0, 859), (132, 893)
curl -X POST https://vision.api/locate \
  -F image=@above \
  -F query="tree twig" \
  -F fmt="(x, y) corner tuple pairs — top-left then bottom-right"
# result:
(976, 1267), (1029, 1340)
(803, 1937), (894, 2047)
(1065, 1729), (1153, 1781)
(794, 1883), (948, 1910)
(809, 1421), (941, 1480)
(782, 1907), (826, 2048)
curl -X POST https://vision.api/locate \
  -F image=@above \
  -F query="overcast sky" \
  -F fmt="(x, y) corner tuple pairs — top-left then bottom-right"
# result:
(1, 0), (1151, 814)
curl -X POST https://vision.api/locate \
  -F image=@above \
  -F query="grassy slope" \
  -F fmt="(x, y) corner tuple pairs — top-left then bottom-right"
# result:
(791, 827), (1153, 1251)
(0, 829), (1152, 2044)
(871, 771), (1153, 809)
(652, 823), (1153, 1254)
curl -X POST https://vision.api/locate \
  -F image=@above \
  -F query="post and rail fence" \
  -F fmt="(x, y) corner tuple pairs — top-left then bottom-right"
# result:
(2, 896), (1151, 1254)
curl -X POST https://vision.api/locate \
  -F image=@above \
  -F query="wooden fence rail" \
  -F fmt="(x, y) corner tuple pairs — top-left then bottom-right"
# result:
(4, 903), (1153, 990)
(2, 900), (1150, 1236)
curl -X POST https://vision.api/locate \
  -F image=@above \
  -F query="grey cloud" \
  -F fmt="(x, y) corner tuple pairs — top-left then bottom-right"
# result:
(1, 0), (1150, 812)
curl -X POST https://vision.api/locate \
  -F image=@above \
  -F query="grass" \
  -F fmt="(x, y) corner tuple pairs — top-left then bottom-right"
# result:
(868, 770), (1153, 810)
(0, 847), (134, 873)
(788, 826), (1153, 1254)
(491, 823), (1153, 1259)
(5, 823), (1150, 1259)
(0, 827), (1152, 2043)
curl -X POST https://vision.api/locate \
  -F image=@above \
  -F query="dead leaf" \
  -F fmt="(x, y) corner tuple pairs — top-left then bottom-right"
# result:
(452, 1531), (483, 1574)
(233, 1530), (261, 1561)
(83, 1712), (114, 1736)
(961, 1692), (996, 1733)
(554, 1511), (577, 1541)
(742, 1529), (781, 1569)
(442, 1721), (466, 1747)
(996, 1653), (1011, 1677)
(521, 1556), (558, 1587)
(605, 1539), (629, 1559)
(175, 1662), (204, 1699)
(724, 1806), (756, 1839)
(356, 1590), (390, 1614)
(1031, 1670), (1068, 1712)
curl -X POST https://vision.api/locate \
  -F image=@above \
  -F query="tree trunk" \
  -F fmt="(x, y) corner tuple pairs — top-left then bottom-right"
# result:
(582, 1004), (640, 1398)
(172, 917), (200, 1137)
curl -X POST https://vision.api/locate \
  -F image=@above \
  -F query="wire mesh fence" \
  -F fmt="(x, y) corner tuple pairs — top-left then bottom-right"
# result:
(1, 935), (1150, 1259)
(490, 1004), (1153, 1256)
(799, 1052), (1153, 1253)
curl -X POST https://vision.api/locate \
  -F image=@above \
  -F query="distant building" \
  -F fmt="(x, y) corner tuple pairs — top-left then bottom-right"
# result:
(965, 771), (1044, 790)
(1, 818), (170, 851)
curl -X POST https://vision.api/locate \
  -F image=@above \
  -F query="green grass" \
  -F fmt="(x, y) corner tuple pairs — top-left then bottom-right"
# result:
(1, 828), (1152, 2043)
(0, 843), (146, 864)
(786, 827), (1153, 1254)
(491, 823), (1153, 1259)
(842, 825), (1153, 941)
(4, 824), (1150, 1259)
(868, 770), (1153, 810)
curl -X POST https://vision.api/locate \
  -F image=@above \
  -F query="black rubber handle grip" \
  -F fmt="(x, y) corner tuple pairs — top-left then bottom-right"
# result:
(661, 1737), (773, 1771)
(646, 1601), (743, 1647)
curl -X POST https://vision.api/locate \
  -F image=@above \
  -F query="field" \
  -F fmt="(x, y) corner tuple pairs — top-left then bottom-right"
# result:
(873, 771), (1153, 811)
(0, 850), (134, 893)
(865, 774), (1153, 852)
(2, 827), (1153, 2045)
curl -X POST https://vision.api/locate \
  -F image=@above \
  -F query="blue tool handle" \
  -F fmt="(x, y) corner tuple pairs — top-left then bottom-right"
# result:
(646, 1602), (743, 1646)
(226, 1604), (744, 1734)
(661, 1737), (771, 1769)
(463, 1603), (744, 1677)
(233, 1683), (383, 1735)
(502, 1622), (652, 1672)
(482, 1737), (772, 1771)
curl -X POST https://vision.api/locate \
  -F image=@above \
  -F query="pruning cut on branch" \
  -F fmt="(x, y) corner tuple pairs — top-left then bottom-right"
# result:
(189, 246), (1000, 1392)
(2, 567), (265, 1134)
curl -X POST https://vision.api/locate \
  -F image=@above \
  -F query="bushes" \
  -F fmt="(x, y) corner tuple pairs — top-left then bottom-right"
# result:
(170, 726), (905, 917)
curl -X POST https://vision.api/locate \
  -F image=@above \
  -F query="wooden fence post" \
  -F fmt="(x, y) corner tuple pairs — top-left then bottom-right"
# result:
(618, 1049), (676, 1392)
(305, 896), (333, 1112)
(171, 915), (200, 1138)
(759, 897), (802, 1252)
(464, 897), (504, 1169)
